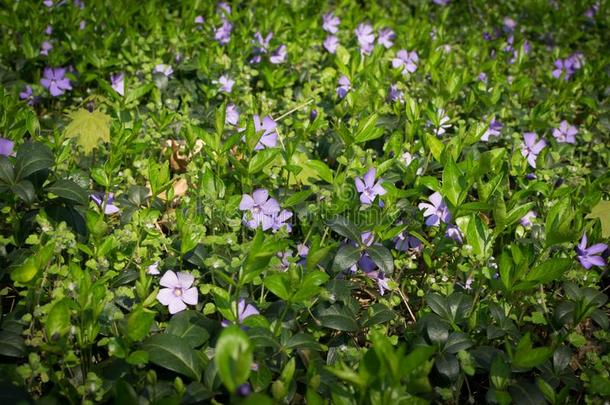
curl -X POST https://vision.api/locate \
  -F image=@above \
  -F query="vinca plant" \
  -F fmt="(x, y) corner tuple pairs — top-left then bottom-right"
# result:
(0, 0), (609, 404)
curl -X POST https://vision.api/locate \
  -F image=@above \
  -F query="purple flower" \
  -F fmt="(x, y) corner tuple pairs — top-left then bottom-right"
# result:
(576, 234), (607, 269)
(445, 225), (464, 243)
(45, 25), (53, 35)
(336, 75), (351, 98)
(215, 74), (235, 93)
(481, 118), (503, 141)
(354, 23), (375, 55)
(388, 84), (404, 103)
(73, 0), (84, 9)
(157, 270), (198, 314)
(19, 85), (34, 104)
(40, 67), (72, 97)
(194, 15), (204, 24)
(147, 262), (160, 275)
(355, 168), (386, 205)
(322, 12), (340, 33)
(40, 41), (53, 56)
(566, 52), (584, 71)
(222, 299), (259, 327)
(553, 120), (577, 144)
(79, 20), (86, 30)
(297, 243), (309, 258)
(365, 270), (391, 295)
(110, 73), (124, 96)
(91, 192), (119, 215)
(154, 64), (173, 77)
(585, 2), (599, 19)
(269, 45), (287, 64)
(254, 31), (273, 52)
(253, 115), (278, 150)
(0, 138), (14, 157)
(217, 2), (231, 15)
(394, 232), (423, 252)
(377, 28), (395, 48)
(271, 209), (293, 233)
(239, 189), (280, 230)
(323, 35), (339, 54)
(44, 0), (53, 6)
(432, 0), (450, 4)
(519, 210), (536, 227)
(418, 192), (451, 226)
(520, 132), (546, 168)
(237, 383), (252, 397)
(392, 50), (419, 75)
(477, 72), (488, 83)
(552, 57), (581, 81)
(503, 17), (517, 32)
(226, 103), (240, 126)
(214, 19), (233, 45)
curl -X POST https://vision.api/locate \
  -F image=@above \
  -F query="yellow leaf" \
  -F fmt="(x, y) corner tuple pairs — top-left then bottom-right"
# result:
(586, 200), (610, 238)
(64, 108), (112, 154)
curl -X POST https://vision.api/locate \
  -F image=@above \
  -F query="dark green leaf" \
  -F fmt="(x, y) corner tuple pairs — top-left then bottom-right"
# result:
(143, 334), (203, 380)
(47, 179), (88, 205)
(14, 142), (54, 180)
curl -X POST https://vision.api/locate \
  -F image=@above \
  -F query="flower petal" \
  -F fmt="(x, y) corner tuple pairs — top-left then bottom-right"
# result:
(160, 270), (179, 288)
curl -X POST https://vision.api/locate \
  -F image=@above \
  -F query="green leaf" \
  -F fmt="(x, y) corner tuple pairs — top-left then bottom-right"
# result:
(326, 216), (361, 243)
(305, 160), (334, 183)
(248, 148), (281, 174)
(215, 325), (253, 393)
(125, 82), (154, 104)
(64, 109), (112, 154)
(361, 304), (395, 327)
(424, 134), (444, 162)
(292, 271), (329, 302)
(264, 273), (292, 301)
(46, 299), (71, 339)
(142, 334), (203, 380)
(514, 258), (572, 290)
(11, 180), (36, 204)
(353, 114), (384, 144)
(47, 179), (88, 205)
(317, 305), (358, 331)
(11, 258), (39, 283)
(284, 189), (313, 207)
(14, 142), (54, 180)
(586, 200), (610, 238)
(441, 157), (466, 206)
(513, 333), (552, 369)
(366, 245), (394, 274)
(332, 244), (361, 272)
(285, 333), (324, 351)
(165, 310), (210, 348)
(0, 156), (14, 184)
(126, 306), (155, 342)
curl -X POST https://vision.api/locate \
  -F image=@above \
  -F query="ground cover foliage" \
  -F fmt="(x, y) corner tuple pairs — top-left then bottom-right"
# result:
(0, 0), (609, 403)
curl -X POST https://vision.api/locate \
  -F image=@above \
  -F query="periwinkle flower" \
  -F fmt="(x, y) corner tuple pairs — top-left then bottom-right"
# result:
(269, 45), (287, 64)
(388, 84), (404, 103)
(79, 20), (86, 30)
(217, 2), (231, 15)
(237, 383), (252, 397)
(336, 75), (351, 98)
(271, 209), (293, 233)
(519, 210), (536, 227)
(552, 55), (582, 80)
(576, 234), (607, 269)
(520, 132), (546, 168)
(226, 103), (240, 126)
(432, 0), (450, 4)
(445, 225), (464, 243)
(254, 31), (273, 52)
(156, 270), (198, 314)
(110, 73), (124, 96)
(222, 299), (259, 327)
(214, 19), (233, 45)
(44, 0), (53, 6)
(322, 12), (340, 33)
(45, 25), (53, 35)
(394, 232), (423, 252)
(585, 1), (599, 19)
(91, 192), (119, 215)
(194, 15), (204, 24)
(253, 115), (278, 150)
(239, 189), (280, 230)
(354, 23), (375, 55)
(401, 151), (415, 167)
(40, 67), (72, 97)
(392, 50), (419, 75)
(154, 64), (173, 77)
(477, 72), (488, 83)
(147, 261), (160, 275)
(323, 35), (339, 54)
(481, 118), (503, 141)
(215, 74), (235, 93)
(0, 138), (14, 157)
(20, 85), (34, 104)
(354, 168), (386, 205)
(40, 41), (53, 56)
(418, 192), (451, 227)
(309, 109), (318, 122)
(553, 120), (577, 144)
(503, 17), (517, 32)
(377, 28), (395, 48)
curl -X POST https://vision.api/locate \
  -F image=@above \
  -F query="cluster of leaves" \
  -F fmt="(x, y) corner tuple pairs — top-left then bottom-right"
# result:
(0, 0), (609, 404)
